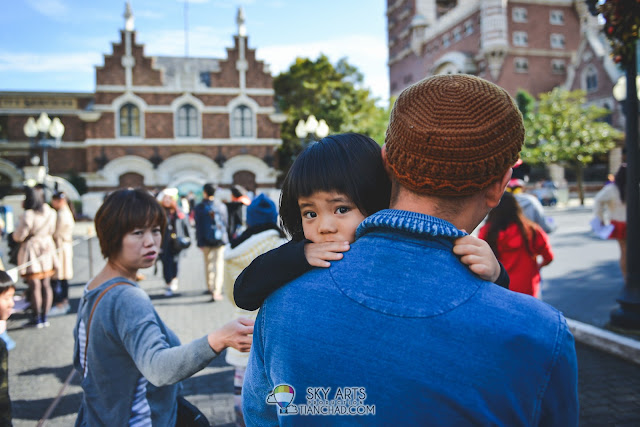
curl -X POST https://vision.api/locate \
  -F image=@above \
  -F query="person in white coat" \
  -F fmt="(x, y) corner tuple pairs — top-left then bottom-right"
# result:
(594, 164), (627, 279)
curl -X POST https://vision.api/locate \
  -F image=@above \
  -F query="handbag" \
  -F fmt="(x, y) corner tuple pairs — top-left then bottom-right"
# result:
(6, 232), (19, 265)
(170, 233), (191, 254)
(176, 395), (210, 427)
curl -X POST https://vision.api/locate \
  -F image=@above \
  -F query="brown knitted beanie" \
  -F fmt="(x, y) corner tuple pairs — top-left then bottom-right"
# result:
(385, 74), (524, 196)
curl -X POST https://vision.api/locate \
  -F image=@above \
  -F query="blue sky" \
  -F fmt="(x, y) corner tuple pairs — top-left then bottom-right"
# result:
(0, 0), (389, 102)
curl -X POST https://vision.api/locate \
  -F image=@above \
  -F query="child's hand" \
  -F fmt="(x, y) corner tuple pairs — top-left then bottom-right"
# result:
(453, 235), (500, 283)
(304, 241), (350, 268)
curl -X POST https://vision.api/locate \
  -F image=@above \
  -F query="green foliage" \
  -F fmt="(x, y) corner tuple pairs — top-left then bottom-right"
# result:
(274, 55), (390, 179)
(522, 88), (621, 168)
(67, 170), (88, 195)
(515, 89), (535, 120)
(522, 87), (622, 204)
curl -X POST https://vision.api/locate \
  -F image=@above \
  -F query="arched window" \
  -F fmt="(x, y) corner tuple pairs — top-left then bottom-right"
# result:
(232, 105), (253, 138)
(177, 104), (199, 137)
(584, 67), (598, 93)
(119, 103), (140, 137)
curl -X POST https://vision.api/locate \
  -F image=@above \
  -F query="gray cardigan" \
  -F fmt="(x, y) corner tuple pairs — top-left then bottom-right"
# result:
(73, 277), (217, 426)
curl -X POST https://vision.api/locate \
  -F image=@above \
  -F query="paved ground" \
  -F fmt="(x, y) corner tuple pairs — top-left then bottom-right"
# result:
(2, 206), (640, 425)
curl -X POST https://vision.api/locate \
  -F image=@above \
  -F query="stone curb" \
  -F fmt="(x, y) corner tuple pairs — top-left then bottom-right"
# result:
(567, 318), (640, 365)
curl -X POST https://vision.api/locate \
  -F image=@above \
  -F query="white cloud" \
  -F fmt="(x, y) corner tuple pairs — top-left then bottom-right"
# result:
(136, 10), (165, 20)
(257, 34), (389, 101)
(141, 26), (233, 57)
(0, 51), (102, 73)
(25, 0), (69, 19)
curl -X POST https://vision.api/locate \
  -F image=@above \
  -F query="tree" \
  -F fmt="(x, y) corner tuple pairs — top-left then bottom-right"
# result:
(522, 88), (622, 205)
(274, 55), (390, 180)
(515, 89), (535, 120)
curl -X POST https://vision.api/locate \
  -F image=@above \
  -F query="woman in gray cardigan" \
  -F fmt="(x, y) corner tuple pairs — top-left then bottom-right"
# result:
(73, 188), (253, 426)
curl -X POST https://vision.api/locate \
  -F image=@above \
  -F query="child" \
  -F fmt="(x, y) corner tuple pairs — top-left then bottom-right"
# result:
(0, 270), (15, 425)
(479, 192), (553, 298)
(234, 133), (509, 311)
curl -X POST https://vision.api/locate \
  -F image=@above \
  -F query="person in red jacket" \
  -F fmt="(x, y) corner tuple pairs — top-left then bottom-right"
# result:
(479, 192), (554, 298)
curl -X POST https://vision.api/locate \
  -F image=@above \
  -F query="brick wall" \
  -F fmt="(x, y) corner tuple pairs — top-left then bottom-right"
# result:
(257, 115), (278, 138)
(210, 38), (241, 88)
(203, 114), (229, 138)
(130, 33), (162, 86)
(145, 113), (173, 138)
(90, 113), (115, 139)
(245, 41), (273, 89)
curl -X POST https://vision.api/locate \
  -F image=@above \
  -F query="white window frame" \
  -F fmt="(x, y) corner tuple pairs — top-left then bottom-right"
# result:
(231, 105), (254, 138)
(550, 10), (564, 25)
(512, 7), (528, 23)
(442, 34), (450, 48)
(453, 27), (462, 42)
(176, 104), (200, 138)
(551, 59), (566, 74)
(515, 57), (529, 73)
(583, 66), (599, 93)
(550, 33), (565, 49)
(513, 31), (528, 47)
(464, 20), (473, 36)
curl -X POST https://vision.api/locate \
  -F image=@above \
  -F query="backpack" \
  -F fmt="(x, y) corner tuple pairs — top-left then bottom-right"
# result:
(201, 202), (225, 247)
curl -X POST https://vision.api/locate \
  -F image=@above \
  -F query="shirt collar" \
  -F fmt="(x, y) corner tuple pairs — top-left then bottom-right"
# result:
(356, 209), (467, 240)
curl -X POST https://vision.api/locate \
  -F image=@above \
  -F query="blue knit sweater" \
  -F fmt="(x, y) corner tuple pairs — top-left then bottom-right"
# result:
(243, 209), (578, 426)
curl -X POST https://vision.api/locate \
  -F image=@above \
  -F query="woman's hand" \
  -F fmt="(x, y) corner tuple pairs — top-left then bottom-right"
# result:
(208, 317), (255, 354)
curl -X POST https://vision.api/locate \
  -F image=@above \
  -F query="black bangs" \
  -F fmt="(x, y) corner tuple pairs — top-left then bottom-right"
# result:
(279, 133), (391, 241)
(95, 188), (168, 258)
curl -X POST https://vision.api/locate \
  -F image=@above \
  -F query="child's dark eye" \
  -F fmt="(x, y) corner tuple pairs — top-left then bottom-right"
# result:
(152, 227), (162, 234)
(302, 211), (317, 219)
(336, 206), (350, 214)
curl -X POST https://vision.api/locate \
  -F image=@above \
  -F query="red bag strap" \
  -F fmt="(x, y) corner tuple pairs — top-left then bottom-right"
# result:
(83, 282), (133, 377)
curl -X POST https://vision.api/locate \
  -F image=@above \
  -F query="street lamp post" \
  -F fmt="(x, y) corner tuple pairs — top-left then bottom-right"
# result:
(23, 112), (65, 175)
(610, 51), (640, 330)
(585, 0), (640, 330)
(295, 115), (329, 149)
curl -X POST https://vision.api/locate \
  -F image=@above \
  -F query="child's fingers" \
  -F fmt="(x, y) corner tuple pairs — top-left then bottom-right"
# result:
(308, 257), (331, 268)
(316, 241), (350, 253)
(453, 244), (481, 256)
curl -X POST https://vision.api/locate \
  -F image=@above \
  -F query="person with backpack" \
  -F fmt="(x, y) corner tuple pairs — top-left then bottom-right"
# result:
(194, 183), (229, 301)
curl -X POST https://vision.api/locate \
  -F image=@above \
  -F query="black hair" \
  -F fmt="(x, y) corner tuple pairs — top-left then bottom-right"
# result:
(94, 188), (167, 259)
(0, 271), (15, 295)
(203, 183), (216, 198)
(614, 164), (626, 203)
(23, 185), (45, 212)
(279, 133), (391, 241)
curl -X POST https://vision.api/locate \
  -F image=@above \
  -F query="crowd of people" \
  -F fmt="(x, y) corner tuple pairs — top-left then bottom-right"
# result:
(0, 73), (630, 425)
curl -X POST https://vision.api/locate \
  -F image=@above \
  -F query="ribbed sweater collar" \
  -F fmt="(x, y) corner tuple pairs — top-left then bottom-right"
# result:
(356, 209), (467, 240)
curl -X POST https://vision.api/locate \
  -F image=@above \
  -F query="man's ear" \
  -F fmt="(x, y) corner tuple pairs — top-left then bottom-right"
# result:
(485, 168), (513, 208)
(381, 144), (393, 176)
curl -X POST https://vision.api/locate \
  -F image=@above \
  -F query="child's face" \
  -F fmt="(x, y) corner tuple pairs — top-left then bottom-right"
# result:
(0, 287), (15, 321)
(298, 191), (366, 244)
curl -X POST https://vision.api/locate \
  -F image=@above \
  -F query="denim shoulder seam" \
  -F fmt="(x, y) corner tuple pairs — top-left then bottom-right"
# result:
(329, 269), (483, 319)
(532, 310), (565, 424)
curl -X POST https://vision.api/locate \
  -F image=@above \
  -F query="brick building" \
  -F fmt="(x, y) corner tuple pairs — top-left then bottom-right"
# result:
(387, 0), (624, 180)
(0, 5), (283, 213)
(388, 0), (599, 97)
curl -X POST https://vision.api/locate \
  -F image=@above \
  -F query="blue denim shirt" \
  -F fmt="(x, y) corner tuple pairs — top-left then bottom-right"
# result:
(243, 209), (578, 426)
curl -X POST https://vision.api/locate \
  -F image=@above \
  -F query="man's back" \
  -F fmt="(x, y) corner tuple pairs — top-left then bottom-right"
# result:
(243, 210), (578, 426)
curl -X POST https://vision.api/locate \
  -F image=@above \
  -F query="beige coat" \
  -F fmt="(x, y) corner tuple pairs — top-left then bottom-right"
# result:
(53, 205), (75, 280)
(13, 204), (59, 277)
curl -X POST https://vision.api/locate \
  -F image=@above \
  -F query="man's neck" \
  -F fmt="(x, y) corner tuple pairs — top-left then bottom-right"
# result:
(390, 192), (488, 233)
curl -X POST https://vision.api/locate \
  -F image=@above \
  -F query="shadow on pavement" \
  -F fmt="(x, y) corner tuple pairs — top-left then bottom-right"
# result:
(543, 259), (623, 327)
(12, 391), (82, 420)
(18, 364), (74, 384)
